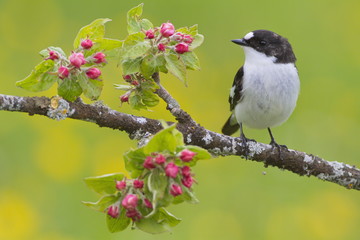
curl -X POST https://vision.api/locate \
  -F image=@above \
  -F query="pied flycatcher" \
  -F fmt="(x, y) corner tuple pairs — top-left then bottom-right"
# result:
(222, 30), (300, 151)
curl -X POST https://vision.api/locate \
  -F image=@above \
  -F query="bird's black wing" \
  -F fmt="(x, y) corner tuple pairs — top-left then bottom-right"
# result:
(222, 66), (243, 135)
(229, 66), (244, 111)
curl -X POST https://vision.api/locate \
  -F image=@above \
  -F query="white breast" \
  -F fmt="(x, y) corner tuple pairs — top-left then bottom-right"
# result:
(234, 47), (300, 129)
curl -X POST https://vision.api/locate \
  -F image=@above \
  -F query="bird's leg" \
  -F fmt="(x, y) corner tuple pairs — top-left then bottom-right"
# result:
(239, 123), (254, 159)
(267, 128), (287, 160)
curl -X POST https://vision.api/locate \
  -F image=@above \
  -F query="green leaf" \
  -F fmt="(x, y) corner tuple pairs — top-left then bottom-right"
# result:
(140, 18), (153, 31)
(144, 124), (183, 154)
(97, 38), (123, 52)
(39, 46), (66, 58)
(190, 34), (204, 50)
(164, 53), (187, 84)
(181, 51), (200, 70)
(57, 77), (83, 102)
(16, 60), (57, 92)
(114, 84), (133, 91)
(147, 169), (170, 209)
(176, 25), (198, 36)
(129, 94), (147, 110)
(84, 173), (124, 195)
(127, 3), (144, 34)
(140, 90), (159, 107)
(78, 73), (103, 100)
(73, 18), (112, 49)
(178, 145), (211, 162)
(82, 194), (118, 212)
(135, 208), (181, 234)
(140, 55), (166, 78)
(122, 57), (142, 75)
(124, 148), (147, 178)
(122, 32), (152, 59)
(106, 208), (131, 233)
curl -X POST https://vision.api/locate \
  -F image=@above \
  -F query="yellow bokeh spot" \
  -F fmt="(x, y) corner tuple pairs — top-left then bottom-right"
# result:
(189, 210), (243, 240)
(0, 191), (39, 240)
(266, 191), (358, 240)
(92, 138), (129, 176)
(34, 125), (85, 181)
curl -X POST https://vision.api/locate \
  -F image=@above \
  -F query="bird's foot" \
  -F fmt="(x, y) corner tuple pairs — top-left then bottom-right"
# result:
(239, 133), (255, 159)
(269, 139), (287, 161)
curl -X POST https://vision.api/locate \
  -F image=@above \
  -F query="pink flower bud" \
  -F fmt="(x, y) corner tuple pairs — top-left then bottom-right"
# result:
(170, 32), (184, 42)
(158, 43), (166, 52)
(143, 156), (155, 169)
(47, 51), (59, 60)
(122, 194), (138, 209)
(133, 179), (144, 189)
(107, 205), (119, 218)
(120, 94), (129, 103)
(81, 39), (93, 49)
(160, 22), (175, 37)
(131, 80), (139, 86)
(165, 162), (179, 178)
(179, 149), (196, 162)
(170, 184), (182, 196)
(86, 68), (101, 79)
(155, 154), (166, 164)
(93, 52), (106, 64)
(116, 180), (126, 190)
(69, 52), (86, 68)
(182, 176), (194, 188)
(123, 75), (132, 80)
(126, 209), (141, 221)
(144, 199), (153, 208)
(175, 43), (189, 54)
(58, 66), (69, 79)
(181, 166), (191, 177)
(183, 35), (194, 44)
(145, 29), (155, 39)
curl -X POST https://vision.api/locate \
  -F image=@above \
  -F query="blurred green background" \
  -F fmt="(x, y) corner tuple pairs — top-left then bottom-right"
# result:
(1, 0), (360, 239)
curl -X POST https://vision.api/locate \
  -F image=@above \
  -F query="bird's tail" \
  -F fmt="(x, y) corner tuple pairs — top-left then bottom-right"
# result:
(222, 114), (239, 136)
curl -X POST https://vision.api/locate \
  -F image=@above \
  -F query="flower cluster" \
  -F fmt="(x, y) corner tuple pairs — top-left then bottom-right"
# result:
(144, 22), (194, 55)
(45, 38), (107, 81)
(107, 178), (152, 221)
(143, 149), (197, 197)
(106, 149), (197, 221)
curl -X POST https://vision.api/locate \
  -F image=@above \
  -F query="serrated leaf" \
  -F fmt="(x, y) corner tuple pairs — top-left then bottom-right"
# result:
(140, 55), (166, 78)
(78, 73), (103, 100)
(140, 90), (159, 107)
(164, 53), (187, 84)
(122, 57), (142, 75)
(114, 84), (133, 91)
(181, 52), (200, 70)
(122, 32), (152, 59)
(176, 25), (198, 36)
(144, 124), (183, 154)
(147, 169), (171, 211)
(127, 3), (144, 34)
(106, 208), (131, 233)
(190, 34), (204, 50)
(82, 195), (118, 212)
(84, 173), (125, 195)
(73, 18), (112, 49)
(135, 208), (181, 234)
(129, 94), (147, 110)
(39, 46), (66, 58)
(140, 18), (153, 30)
(123, 148), (147, 178)
(16, 60), (57, 92)
(57, 77), (82, 102)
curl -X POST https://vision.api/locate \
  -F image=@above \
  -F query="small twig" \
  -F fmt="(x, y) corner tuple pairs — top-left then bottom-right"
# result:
(152, 72), (196, 125)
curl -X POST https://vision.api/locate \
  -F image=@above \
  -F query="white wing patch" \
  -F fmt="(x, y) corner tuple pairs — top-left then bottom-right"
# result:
(244, 32), (254, 40)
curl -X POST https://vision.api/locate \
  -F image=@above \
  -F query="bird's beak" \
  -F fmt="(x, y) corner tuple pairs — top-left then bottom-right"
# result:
(231, 38), (248, 46)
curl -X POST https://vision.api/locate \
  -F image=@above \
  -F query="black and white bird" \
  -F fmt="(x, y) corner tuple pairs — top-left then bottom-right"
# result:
(222, 30), (300, 152)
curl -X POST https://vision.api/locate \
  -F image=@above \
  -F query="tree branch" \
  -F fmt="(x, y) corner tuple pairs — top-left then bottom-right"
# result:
(1, 93), (359, 191)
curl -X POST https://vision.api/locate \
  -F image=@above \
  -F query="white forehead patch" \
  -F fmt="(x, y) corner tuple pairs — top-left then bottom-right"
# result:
(244, 32), (254, 40)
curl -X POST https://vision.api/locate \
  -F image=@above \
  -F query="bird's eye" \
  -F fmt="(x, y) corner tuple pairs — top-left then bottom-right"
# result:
(259, 40), (267, 46)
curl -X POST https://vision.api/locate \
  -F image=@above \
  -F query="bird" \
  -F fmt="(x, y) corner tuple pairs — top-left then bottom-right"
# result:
(222, 30), (300, 156)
